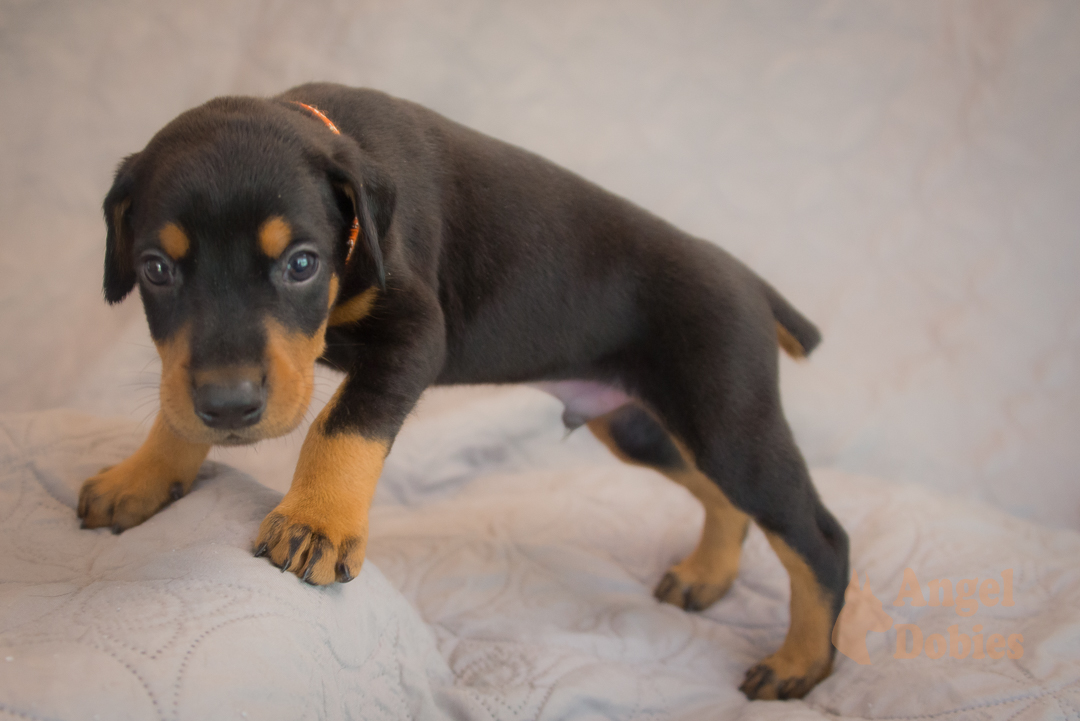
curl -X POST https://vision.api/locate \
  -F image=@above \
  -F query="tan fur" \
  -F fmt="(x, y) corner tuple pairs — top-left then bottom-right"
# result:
(84, 286), (334, 532)
(78, 412), (210, 530)
(155, 324), (202, 440)
(327, 275), (340, 311)
(259, 317), (326, 439)
(158, 222), (190, 260)
(776, 322), (806, 359)
(190, 365), (262, 387)
(256, 386), (387, 584)
(258, 216), (292, 259)
(589, 406), (833, 699)
(329, 287), (378, 326)
(743, 531), (835, 699)
(660, 466), (749, 608)
(588, 411), (749, 610)
(157, 319), (326, 446)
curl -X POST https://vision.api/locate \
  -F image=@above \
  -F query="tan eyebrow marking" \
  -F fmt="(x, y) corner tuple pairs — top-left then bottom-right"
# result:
(159, 222), (190, 260)
(258, 216), (292, 259)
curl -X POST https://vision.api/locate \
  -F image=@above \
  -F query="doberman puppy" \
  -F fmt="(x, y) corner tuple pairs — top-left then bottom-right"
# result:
(79, 83), (849, 700)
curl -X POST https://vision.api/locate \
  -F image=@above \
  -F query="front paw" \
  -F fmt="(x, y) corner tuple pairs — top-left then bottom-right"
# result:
(255, 508), (365, 585)
(78, 464), (185, 533)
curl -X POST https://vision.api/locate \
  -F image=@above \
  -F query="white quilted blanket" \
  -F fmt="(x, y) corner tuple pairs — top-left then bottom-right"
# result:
(2, 385), (1078, 720)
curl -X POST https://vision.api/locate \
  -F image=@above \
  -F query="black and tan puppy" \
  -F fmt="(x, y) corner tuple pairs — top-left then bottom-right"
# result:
(80, 83), (848, 700)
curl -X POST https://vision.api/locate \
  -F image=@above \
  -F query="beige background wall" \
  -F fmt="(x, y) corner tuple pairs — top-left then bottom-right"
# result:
(1, 1), (1077, 528)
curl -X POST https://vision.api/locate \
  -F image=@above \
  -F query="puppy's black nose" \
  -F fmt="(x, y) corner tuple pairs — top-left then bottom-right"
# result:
(193, 380), (266, 429)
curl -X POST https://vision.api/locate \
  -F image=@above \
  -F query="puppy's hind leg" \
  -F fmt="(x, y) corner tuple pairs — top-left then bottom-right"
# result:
(628, 266), (848, 699)
(588, 404), (749, 611)
(691, 408), (848, 700)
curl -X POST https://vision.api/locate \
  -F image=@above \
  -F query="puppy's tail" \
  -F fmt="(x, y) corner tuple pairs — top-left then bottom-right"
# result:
(761, 281), (822, 359)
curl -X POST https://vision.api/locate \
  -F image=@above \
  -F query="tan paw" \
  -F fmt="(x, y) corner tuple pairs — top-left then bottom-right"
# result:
(254, 508), (365, 585)
(653, 565), (736, 611)
(739, 651), (833, 700)
(78, 464), (186, 533)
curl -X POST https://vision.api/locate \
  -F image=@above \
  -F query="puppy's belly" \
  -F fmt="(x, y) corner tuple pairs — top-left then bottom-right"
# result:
(528, 380), (633, 429)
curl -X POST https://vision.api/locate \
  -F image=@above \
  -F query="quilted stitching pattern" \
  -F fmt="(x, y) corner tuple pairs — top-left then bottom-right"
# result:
(1, 402), (1079, 720)
(0, 411), (449, 721)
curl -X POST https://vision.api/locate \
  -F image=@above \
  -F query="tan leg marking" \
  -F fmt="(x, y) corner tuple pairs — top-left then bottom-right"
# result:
(739, 531), (835, 700)
(255, 387), (387, 585)
(258, 216), (292, 259)
(329, 287), (378, 327)
(654, 468), (749, 610)
(776, 321), (806, 359)
(158, 222), (190, 260)
(78, 412), (210, 532)
(588, 411), (749, 611)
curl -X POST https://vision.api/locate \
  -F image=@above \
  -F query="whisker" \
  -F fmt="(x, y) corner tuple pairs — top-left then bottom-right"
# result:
(137, 408), (159, 428)
(119, 381), (161, 391)
(129, 399), (160, 416)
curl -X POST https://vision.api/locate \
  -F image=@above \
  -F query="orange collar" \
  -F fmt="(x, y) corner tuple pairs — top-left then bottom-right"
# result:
(290, 101), (360, 262)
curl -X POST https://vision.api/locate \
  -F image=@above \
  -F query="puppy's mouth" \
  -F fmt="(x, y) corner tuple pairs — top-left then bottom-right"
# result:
(218, 429), (263, 446)
(213, 426), (260, 444)
(156, 319), (327, 447)
(159, 365), (315, 447)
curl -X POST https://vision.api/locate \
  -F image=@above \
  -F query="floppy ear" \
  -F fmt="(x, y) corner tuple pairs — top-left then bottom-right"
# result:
(102, 153), (141, 304)
(325, 142), (396, 291)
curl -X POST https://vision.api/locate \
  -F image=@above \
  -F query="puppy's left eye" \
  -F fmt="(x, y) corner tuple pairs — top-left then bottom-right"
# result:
(285, 251), (319, 282)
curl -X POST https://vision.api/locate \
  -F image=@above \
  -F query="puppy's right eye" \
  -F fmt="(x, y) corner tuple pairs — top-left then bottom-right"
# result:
(142, 257), (175, 286)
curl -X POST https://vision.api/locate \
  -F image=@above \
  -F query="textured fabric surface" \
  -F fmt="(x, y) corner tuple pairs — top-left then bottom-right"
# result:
(1, 397), (1078, 720)
(0, 410), (452, 721)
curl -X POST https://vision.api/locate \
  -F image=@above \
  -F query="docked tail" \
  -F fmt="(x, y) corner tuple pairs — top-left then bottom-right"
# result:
(761, 281), (821, 359)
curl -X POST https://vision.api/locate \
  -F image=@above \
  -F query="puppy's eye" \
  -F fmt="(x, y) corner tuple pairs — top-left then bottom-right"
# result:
(285, 251), (319, 282)
(142, 256), (175, 286)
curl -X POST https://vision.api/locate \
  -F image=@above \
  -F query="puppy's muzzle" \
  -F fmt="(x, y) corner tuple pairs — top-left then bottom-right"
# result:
(193, 378), (267, 429)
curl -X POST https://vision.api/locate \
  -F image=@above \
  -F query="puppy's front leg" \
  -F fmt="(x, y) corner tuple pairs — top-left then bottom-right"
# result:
(254, 392), (388, 585)
(256, 284), (446, 585)
(79, 413), (210, 532)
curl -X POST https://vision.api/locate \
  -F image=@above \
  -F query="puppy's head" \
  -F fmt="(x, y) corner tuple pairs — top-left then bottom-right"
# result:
(102, 97), (394, 445)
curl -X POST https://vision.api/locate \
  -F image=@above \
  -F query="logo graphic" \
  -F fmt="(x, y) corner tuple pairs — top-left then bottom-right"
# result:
(831, 569), (1023, 664)
(831, 571), (894, 665)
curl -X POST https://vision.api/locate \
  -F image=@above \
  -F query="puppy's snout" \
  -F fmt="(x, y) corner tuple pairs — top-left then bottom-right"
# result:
(193, 378), (266, 429)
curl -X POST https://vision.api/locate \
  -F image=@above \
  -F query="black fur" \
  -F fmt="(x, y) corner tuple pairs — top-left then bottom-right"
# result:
(606, 405), (686, 471)
(102, 83), (849, 697)
(102, 153), (140, 303)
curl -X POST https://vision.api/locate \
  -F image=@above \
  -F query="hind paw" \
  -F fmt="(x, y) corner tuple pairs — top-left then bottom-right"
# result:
(739, 653), (832, 700)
